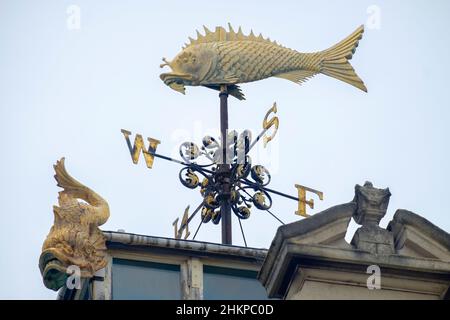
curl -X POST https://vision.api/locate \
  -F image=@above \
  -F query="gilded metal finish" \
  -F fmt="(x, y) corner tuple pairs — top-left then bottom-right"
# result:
(173, 104), (278, 232)
(262, 102), (279, 147)
(160, 24), (367, 100)
(294, 184), (324, 217)
(121, 101), (325, 244)
(121, 129), (160, 169)
(121, 100), (326, 244)
(173, 205), (191, 239)
(39, 158), (110, 291)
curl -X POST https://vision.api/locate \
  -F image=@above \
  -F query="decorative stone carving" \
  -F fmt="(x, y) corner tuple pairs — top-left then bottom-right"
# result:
(259, 181), (450, 299)
(39, 158), (110, 291)
(351, 181), (394, 254)
(388, 209), (450, 260)
(352, 181), (391, 226)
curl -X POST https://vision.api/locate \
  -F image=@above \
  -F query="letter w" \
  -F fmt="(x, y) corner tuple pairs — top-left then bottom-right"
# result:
(121, 129), (161, 169)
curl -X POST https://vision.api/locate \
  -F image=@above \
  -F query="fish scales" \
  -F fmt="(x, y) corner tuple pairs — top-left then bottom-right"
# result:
(217, 41), (300, 83)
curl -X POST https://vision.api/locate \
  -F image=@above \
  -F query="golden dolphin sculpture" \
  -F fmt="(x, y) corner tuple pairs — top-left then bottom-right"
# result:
(160, 24), (367, 100)
(39, 158), (110, 291)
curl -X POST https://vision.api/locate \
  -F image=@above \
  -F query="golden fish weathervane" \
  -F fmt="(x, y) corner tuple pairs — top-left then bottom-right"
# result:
(160, 23), (367, 100)
(119, 23), (369, 245)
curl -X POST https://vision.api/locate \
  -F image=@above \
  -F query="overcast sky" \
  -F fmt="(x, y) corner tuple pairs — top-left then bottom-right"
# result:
(1, 0), (449, 299)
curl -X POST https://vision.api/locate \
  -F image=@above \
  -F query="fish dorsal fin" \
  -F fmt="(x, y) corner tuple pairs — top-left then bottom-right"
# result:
(183, 23), (281, 49)
(274, 70), (318, 84)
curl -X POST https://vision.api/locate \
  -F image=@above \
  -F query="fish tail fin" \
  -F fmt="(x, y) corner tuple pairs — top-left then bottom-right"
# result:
(320, 25), (367, 92)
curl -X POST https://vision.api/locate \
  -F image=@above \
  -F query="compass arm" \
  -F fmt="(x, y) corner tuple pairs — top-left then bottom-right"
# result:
(237, 184), (285, 226)
(151, 151), (187, 166)
(173, 200), (205, 239)
(186, 200), (205, 225)
(266, 209), (286, 225)
(248, 127), (268, 152)
(238, 217), (248, 247)
(121, 129), (215, 174)
(247, 102), (279, 152)
(150, 151), (215, 175)
(239, 179), (324, 217)
(192, 218), (203, 240)
(148, 149), (218, 180)
(239, 179), (299, 202)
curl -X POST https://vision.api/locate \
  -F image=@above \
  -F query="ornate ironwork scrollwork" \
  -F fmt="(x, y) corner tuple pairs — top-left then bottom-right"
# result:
(178, 130), (274, 226)
(252, 190), (272, 210)
(179, 167), (200, 189)
(250, 165), (271, 186)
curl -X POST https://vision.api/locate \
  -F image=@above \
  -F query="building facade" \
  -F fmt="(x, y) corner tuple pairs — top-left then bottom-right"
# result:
(40, 178), (450, 300)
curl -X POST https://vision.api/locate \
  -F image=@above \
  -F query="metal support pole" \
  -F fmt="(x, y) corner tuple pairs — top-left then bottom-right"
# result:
(219, 85), (232, 245)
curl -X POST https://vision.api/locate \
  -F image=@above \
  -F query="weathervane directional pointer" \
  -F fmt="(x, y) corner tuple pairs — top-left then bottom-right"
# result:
(121, 23), (366, 245)
(121, 100), (322, 246)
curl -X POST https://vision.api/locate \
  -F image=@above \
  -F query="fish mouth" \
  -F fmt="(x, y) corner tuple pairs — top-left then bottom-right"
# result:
(160, 72), (194, 95)
(39, 249), (70, 291)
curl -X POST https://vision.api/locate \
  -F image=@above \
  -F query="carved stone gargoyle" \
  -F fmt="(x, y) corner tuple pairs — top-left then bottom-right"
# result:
(39, 158), (110, 291)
